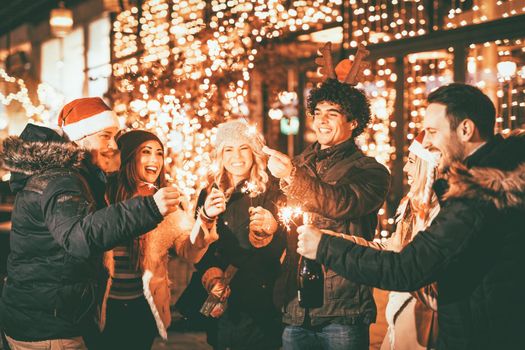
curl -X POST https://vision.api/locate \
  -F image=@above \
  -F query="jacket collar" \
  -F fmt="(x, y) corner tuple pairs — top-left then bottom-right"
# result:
(297, 137), (358, 165)
(444, 131), (525, 210)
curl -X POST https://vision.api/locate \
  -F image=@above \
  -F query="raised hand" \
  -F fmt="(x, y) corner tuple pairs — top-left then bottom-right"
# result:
(153, 187), (181, 216)
(204, 188), (226, 218)
(262, 146), (293, 180)
(169, 182), (190, 212)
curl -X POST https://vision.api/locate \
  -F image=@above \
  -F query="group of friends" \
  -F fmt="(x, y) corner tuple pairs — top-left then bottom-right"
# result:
(0, 62), (524, 350)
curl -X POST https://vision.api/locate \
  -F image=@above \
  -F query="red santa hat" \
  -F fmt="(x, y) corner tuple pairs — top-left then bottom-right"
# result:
(408, 130), (439, 167)
(59, 97), (120, 141)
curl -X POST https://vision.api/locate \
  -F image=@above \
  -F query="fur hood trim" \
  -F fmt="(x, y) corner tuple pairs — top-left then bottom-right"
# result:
(444, 162), (525, 210)
(0, 136), (85, 176)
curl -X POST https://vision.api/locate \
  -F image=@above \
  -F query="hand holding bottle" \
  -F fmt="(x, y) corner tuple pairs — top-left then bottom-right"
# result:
(297, 224), (324, 259)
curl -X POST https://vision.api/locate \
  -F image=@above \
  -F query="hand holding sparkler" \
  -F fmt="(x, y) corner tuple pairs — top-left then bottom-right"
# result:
(203, 188), (226, 218)
(278, 206), (306, 231)
(152, 187), (182, 216)
(249, 207), (278, 235)
(145, 180), (190, 212)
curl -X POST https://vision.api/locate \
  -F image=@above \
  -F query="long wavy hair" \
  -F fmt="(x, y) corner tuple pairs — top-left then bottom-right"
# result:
(106, 139), (167, 269)
(208, 140), (269, 199)
(396, 152), (440, 235)
(107, 140), (167, 204)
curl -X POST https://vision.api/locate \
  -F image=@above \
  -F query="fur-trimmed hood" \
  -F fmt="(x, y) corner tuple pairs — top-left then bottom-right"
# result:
(0, 136), (84, 176)
(444, 131), (525, 210)
(0, 124), (86, 192)
(0, 124), (84, 176)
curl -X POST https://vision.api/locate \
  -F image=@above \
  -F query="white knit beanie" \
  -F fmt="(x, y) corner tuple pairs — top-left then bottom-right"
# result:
(214, 119), (265, 153)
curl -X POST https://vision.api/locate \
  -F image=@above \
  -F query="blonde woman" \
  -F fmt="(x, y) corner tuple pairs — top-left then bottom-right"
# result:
(178, 120), (286, 350)
(338, 132), (441, 350)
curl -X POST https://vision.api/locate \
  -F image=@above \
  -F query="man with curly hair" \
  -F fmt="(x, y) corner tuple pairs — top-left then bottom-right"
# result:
(264, 78), (391, 350)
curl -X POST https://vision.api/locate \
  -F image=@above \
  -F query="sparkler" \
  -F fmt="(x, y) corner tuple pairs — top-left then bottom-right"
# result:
(142, 181), (159, 191)
(241, 181), (261, 199)
(278, 206), (304, 231)
(278, 206), (313, 231)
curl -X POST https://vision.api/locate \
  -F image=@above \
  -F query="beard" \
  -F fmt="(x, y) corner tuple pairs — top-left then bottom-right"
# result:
(93, 149), (120, 173)
(438, 135), (465, 174)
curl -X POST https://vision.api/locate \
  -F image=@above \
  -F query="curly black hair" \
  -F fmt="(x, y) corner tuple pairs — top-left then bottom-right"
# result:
(306, 79), (371, 137)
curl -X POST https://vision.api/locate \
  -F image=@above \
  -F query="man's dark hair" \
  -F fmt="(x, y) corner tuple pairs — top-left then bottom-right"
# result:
(427, 83), (496, 140)
(307, 78), (371, 137)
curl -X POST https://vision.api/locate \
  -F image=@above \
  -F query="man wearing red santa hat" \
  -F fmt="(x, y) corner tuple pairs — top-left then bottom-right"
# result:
(0, 97), (181, 349)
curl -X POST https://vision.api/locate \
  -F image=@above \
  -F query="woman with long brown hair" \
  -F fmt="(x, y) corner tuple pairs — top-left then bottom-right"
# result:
(101, 130), (224, 349)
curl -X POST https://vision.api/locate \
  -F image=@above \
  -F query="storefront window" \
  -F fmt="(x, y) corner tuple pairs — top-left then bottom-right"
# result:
(41, 27), (84, 102)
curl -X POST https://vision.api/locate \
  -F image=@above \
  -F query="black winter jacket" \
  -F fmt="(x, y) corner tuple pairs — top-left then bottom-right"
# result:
(0, 124), (163, 341)
(280, 138), (391, 326)
(316, 132), (525, 349)
(178, 178), (286, 347)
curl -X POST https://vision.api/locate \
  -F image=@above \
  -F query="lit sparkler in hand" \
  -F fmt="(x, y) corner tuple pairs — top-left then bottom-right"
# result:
(278, 206), (305, 231)
(241, 181), (261, 198)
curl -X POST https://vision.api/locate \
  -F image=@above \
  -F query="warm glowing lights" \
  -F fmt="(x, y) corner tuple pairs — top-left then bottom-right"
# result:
(0, 68), (64, 125)
(49, 1), (73, 37)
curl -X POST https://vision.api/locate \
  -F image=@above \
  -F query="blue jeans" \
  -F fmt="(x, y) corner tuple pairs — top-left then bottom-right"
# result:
(282, 323), (369, 350)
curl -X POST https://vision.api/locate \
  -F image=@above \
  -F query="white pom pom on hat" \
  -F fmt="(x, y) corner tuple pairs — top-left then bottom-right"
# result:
(59, 97), (120, 141)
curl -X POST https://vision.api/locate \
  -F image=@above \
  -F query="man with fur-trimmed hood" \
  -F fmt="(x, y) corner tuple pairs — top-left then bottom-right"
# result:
(0, 98), (182, 349)
(298, 83), (525, 349)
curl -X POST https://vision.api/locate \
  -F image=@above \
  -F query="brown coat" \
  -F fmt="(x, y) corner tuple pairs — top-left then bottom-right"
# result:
(101, 210), (217, 339)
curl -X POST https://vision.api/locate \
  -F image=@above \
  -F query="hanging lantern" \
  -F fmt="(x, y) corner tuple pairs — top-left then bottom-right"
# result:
(49, 1), (73, 38)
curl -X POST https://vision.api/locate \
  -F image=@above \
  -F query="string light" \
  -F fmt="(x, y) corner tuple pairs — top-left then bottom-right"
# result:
(111, 0), (345, 199)
(0, 68), (64, 126)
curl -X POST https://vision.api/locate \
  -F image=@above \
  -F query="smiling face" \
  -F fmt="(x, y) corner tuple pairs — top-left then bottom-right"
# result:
(75, 127), (120, 172)
(135, 140), (164, 184)
(221, 140), (254, 183)
(423, 103), (466, 173)
(403, 152), (417, 185)
(312, 101), (356, 150)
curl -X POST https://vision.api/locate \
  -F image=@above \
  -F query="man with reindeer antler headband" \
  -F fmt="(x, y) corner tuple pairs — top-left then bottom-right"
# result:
(263, 43), (390, 350)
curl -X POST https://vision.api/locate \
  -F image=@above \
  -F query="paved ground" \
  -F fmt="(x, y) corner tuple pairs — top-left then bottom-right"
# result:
(152, 331), (211, 350)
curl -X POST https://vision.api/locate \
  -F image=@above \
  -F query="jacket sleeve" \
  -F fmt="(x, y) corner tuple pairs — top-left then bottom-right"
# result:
(171, 211), (219, 264)
(284, 161), (390, 220)
(316, 199), (488, 291)
(42, 174), (163, 259)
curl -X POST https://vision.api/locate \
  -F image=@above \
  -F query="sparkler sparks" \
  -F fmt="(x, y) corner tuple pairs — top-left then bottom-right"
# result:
(278, 206), (304, 231)
(241, 181), (261, 198)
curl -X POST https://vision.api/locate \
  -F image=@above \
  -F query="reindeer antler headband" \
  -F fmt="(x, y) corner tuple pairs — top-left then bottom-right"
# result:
(315, 42), (371, 85)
